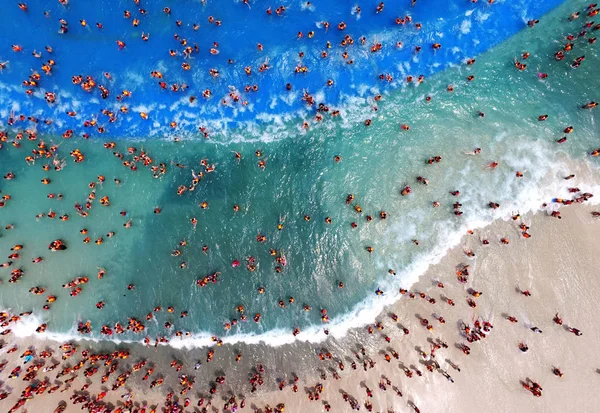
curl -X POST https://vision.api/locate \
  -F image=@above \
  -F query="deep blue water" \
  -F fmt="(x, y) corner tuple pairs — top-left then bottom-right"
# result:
(0, 0), (564, 138)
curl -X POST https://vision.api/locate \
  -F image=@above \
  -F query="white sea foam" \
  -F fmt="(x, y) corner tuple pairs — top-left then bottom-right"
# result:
(460, 19), (472, 34)
(123, 71), (145, 89)
(476, 11), (490, 23)
(131, 103), (156, 113)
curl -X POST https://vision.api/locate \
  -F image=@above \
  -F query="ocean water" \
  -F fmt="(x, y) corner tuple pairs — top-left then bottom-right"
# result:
(0, 0), (564, 134)
(0, 0), (599, 348)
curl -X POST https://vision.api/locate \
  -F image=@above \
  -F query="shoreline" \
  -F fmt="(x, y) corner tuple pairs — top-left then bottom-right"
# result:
(3, 203), (600, 412)
(7, 151), (600, 352)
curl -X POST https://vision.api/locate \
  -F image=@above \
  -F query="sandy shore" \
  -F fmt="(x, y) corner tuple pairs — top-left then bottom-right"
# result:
(251, 204), (600, 413)
(2, 204), (600, 413)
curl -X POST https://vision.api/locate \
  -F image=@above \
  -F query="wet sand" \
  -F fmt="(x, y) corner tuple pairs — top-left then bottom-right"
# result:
(2, 204), (600, 412)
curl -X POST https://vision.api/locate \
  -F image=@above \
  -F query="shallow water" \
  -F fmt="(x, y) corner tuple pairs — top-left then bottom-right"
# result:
(0, 0), (599, 348)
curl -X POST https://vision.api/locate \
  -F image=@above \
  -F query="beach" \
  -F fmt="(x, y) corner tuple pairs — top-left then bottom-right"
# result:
(3, 203), (599, 412)
(1, 0), (599, 411)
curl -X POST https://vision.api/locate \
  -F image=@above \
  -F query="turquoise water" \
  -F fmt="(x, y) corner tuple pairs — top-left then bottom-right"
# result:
(0, 0), (599, 347)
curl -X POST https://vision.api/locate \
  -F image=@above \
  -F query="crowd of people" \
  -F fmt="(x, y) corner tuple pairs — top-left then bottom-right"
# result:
(0, 1), (598, 412)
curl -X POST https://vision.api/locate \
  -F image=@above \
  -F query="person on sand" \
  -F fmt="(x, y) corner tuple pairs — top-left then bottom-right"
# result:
(530, 326), (542, 333)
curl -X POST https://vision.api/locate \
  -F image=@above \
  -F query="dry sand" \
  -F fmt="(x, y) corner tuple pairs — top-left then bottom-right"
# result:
(2, 204), (600, 413)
